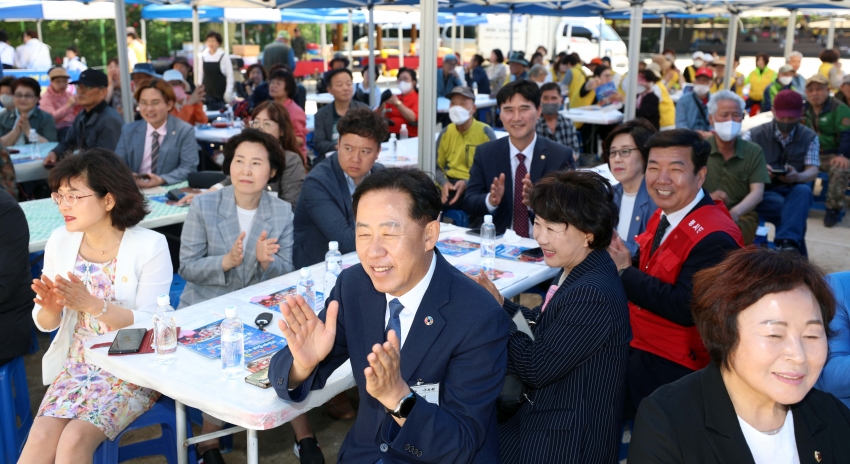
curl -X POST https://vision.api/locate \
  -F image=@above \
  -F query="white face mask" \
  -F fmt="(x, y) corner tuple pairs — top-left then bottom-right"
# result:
(778, 76), (793, 86)
(636, 84), (648, 94)
(0, 94), (12, 108)
(448, 105), (471, 125)
(714, 120), (742, 142)
(694, 59), (705, 68)
(693, 84), (711, 96)
(665, 54), (675, 62)
(398, 81), (413, 94)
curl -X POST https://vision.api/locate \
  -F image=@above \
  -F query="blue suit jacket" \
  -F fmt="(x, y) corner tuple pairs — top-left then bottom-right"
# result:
(613, 179), (658, 257)
(436, 69), (463, 98)
(816, 271), (850, 409)
(464, 136), (574, 232)
(292, 153), (384, 268)
(270, 251), (510, 463)
(114, 115), (198, 184)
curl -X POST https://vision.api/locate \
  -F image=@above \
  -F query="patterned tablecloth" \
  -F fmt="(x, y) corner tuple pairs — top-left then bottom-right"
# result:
(24, 182), (190, 253)
(10, 142), (59, 183)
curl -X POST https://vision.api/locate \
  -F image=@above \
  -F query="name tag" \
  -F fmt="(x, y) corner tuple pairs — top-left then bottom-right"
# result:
(411, 382), (440, 406)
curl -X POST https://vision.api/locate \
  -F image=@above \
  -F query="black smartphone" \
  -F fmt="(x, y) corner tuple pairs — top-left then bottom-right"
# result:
(166, 189), (187, 202)
(108, 328), (147, 355)
(245, 368), (271, 389)
(768, 165), (788, 175)
(520, 247), (544, 259)
(466, 227), (506, 239)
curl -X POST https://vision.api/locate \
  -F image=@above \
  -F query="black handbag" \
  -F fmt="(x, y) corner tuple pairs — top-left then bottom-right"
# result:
(496, 313), (535, 423)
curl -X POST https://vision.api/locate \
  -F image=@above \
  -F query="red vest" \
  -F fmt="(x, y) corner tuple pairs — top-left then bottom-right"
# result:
(629, 199), (743, 371)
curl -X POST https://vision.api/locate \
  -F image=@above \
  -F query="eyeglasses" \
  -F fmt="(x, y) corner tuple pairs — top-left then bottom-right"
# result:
(51, 192), (94, 207)
(608, 148), (639, 159)
(13, 93), (36, 100)
(251, 120), (277, 131)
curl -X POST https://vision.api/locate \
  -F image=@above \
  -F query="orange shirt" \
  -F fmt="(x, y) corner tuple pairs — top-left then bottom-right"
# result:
(171, 102), (208, 126)
(386, 90), (418, 137)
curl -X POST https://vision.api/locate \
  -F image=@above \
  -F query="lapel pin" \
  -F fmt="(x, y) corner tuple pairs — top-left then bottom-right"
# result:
(635, 216), (640, 221)
(815, 451), (822, 462)
(424, 316), (434, 326)
(540, 155), (546, 160)
(122, 276), (128, 283)
(172, 131), (176, 135)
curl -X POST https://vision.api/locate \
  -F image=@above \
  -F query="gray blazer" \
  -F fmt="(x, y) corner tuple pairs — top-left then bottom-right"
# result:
(613, 178), (657, 257)
(220, 150), (306, 208)
(114, 115), (198, 184)
(312, 100), (370, 160)
(292, 153), (384, 268)
(178, 185), (294, 308)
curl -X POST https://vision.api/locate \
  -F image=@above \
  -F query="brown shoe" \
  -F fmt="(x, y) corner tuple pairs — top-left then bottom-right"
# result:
(325, 392), (356, 420)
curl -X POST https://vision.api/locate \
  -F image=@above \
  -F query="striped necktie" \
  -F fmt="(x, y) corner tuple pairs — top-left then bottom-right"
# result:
(513, 153), (529, 238)
(150, 131), (160, 174)
(386, 298), (404, 342)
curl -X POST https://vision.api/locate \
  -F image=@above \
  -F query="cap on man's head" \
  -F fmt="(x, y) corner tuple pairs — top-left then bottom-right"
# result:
(692, 51), (705, 60)
(443, 54), (458, 63)
(711, 56), (727, 66)
(777, 64), (794, 74)
(508, 51), (529, 67)
(842, 74), (850, 86)
(131, 63), (161, 78)
(702, 54), (714, 63)
(695, 67), (713, 79)
(806, 74), (829, 87)
(277, 30), (290, 40)
(48, 67), (70, 80)
(71, 68), (109, 88)
(773, 90), (804, 118)
(589, 57), (603, 66)
(446, 86), (475, 101)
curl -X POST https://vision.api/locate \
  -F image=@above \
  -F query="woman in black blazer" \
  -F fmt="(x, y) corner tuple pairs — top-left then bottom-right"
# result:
(477, 170), (631, 464)
(630, 248), (850, 463)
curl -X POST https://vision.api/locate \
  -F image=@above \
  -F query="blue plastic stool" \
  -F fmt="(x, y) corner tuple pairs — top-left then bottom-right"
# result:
(442, 209), (469, 227)
(0, 357), (33, 464)
(170, 274), (187, 308)
(92, 396), (197, 464)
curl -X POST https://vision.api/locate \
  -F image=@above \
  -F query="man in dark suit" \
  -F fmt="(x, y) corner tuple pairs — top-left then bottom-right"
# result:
(270, 168), (509, 463)
(464, 80), (574, 235)
(313, 68), (370, 163)
(607, 129), (743, 417)
(0, 188), (34, 366)
(293, 108), (385, 268)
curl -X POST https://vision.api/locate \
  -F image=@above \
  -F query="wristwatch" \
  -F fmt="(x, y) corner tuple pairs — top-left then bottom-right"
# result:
(386, 392), (416, 419)
(92, 299), (108, 319)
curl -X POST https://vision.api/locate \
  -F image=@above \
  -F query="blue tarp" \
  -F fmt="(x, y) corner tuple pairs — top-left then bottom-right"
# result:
(141, 5), (225, 22)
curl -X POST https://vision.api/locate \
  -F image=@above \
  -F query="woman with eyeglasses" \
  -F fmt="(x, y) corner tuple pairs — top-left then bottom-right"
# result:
(603, 119), (658, 257)
(0, 77), (57, 148)
(179, 101), (306, 208)
(23, 149), (172, 463)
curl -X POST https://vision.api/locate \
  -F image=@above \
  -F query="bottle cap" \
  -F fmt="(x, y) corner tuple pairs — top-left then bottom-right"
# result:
(401, 124), (407, 129)
(225, 305), (238, 318)
(300, 267), (311, 278)
(484, 214), (493, 224)
(329, 241), (339, 251)
(157, 294), (170, 306)
(390, 133), (397, 139)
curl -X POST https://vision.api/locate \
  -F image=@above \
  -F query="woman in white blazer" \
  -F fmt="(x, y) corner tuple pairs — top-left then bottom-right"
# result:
(22, 149), (172, 463)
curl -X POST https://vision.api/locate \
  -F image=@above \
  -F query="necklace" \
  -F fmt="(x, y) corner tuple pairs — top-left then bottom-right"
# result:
(84, 234), (122, 255)
(762, 424), (783, 435)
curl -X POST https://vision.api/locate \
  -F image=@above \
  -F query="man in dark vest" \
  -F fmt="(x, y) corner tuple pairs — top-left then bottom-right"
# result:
(744, 89), (820, 254)
(262, 30), (296, 75)
(607, 129), (743, 416)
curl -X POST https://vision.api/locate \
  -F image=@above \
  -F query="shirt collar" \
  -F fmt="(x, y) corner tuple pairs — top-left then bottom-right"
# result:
(509, 133), (537, 160)
(708, 135), (744, 159)
(85, 99), (108, 117)
(343, 170), (370, 196)
(662, 189), (705, 231)
(385, 252), (437, 312)
(146, 120), (168, 137)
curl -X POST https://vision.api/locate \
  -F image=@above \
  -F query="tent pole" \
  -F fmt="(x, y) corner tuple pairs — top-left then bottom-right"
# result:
(784, 10), (796, 59)
(321, 22), (328, 72)
(113, 0), (134, 123)
(348, 9), (354, 66)
(398, 23), (404, 68)
(241, 22), (246, 45)
(192, 3), (200, 88)
(224, 19), (229, 56)
(460, 19), (464, 63)
(723, 11), (739, 90)
(100, 19), (107, 67)
(828, 17), (835, 50)
(659, 14), (666, 53)
(37, 20), (42, 42)
(141, 19), (146, 44)
(167, 23), (172, 52)
(625, 0), (643, 121)
(368, 5), (376, 107)
(508, 6), (514, 58)
(419, 0), (438, 175)
(452, 14), (458, 56)
(598, 14), (604, 57)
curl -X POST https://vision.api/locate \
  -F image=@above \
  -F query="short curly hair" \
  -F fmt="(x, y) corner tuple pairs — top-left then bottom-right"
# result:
(337, 107), (388, 147)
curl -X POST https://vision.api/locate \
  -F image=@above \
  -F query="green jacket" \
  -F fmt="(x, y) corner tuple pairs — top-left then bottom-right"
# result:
(801, 97), (850, 156)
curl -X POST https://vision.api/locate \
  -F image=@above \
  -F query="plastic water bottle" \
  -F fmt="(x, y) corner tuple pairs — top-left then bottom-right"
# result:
(28, 128), (39, 159)
(480, 214), (496, 276)
(220, 306), (245, 378)
(472, 81), (479, 95)
(324, 261), (340, 298)
(153, 294), (177, 365)
(297, 268), (317, 313)
(226, 106), (234, 125)
(325, 241), (342, 272)
(389, 133), (398, 161)
(399, 124), (409, 140)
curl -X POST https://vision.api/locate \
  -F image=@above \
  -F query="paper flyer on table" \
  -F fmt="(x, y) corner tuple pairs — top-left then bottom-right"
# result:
(177, 319), (287, 362)
(247, 286), (325, 313)
(453, 263), (527, 290)
(436, 237), (480, 257)
(495, 244), (545, 264)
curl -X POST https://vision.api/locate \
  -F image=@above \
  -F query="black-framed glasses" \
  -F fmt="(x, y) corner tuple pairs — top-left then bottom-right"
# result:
(51, 192), (95, 207)
(13, 93), (36, 100)
(608, 148), (639, 159)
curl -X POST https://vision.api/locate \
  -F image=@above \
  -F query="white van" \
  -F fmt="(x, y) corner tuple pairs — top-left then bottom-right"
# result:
(555, 17), (628, 70)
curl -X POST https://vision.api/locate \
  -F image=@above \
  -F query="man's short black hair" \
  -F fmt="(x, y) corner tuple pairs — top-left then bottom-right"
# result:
(337, 108), (388, 147)
(540, 82), (561, 96)
(329, 56), (350, 68)
(222, 128), (286, 184)
(0, 76), (15, 90)
(352, 168), (441, 226)
(471, 54), (484, 66)
(326, 68), (353, 87)
(269, 69), (297, 99)
(0, 30), (8, 43)
(66, 45), (79, 54)
(205, 31), (223, 45)
(644, 128), (710, 174)
(496, 80), (541, 109)
(601, 56), (611, 64)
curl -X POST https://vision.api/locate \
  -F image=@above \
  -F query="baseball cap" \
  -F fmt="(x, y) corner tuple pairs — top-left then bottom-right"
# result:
(646, 62), (663, 79)
(806, 74), (829, 87)
(277, 30), (290, 40)
(695, 67), (713, 79)
(711, 56), (727, 66)
(71, 68), (108, 88)
(131, 63), (161, 78)
(703, 54), (715, 64)
(773, 90), (804, 118)
(48, 67), (70, 80)
(777, 64), (794, 74)
(692, 51), (705, 60)
(162, 69), (189, 90)
(445, 86), (475, 101)
(590, 57), (603, 66)
(443, 53), (458, 63)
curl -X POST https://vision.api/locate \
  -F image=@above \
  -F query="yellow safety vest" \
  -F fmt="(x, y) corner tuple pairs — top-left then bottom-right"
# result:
(656, 84), (676, 129)
(568, 67), (595, 129)
(819, 62), (838, 91)
(746, 68), (777, 102)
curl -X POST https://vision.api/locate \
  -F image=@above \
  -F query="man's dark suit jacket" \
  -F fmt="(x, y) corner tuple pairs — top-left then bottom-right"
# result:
(464, 135), (574, 232)
(0, 189), (34, 362)
(629, 362), (850, 463)
(270, 251), (510, 463)
(292, 153), (384, 268)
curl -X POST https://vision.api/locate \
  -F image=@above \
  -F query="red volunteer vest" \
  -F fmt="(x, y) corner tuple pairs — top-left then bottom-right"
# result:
(629, 199), (744, 371)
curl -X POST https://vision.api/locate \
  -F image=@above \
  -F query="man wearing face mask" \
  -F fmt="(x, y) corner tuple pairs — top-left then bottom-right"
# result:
(761, 65), (799, 113)
(436, 87), (497, 209)
(0, 76), (15, 114)
(675, 67), (713, 136)
(801, 74), (850, 228)
(683, 51), (705, 84)
(535, 83), (581, 159)
(704, 90), (770, 244)
(786, 51), (806, 94)
(743, 90), (820, 254)
(528, 65), (549, 88)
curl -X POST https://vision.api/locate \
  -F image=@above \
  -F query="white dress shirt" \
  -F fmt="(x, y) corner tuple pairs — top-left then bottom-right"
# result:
(737, 410), (800, 464)
(14, 38), (51, 70)
(485, 134), (536, 214)
(384, 252), (437, 348)
(659, 189), (705, 245)
(139, 122), (168, 175)
(0, 42), (15, 68)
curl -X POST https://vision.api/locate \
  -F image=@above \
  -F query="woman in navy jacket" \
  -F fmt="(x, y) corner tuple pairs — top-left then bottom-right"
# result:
(476, 170), (632, 464)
